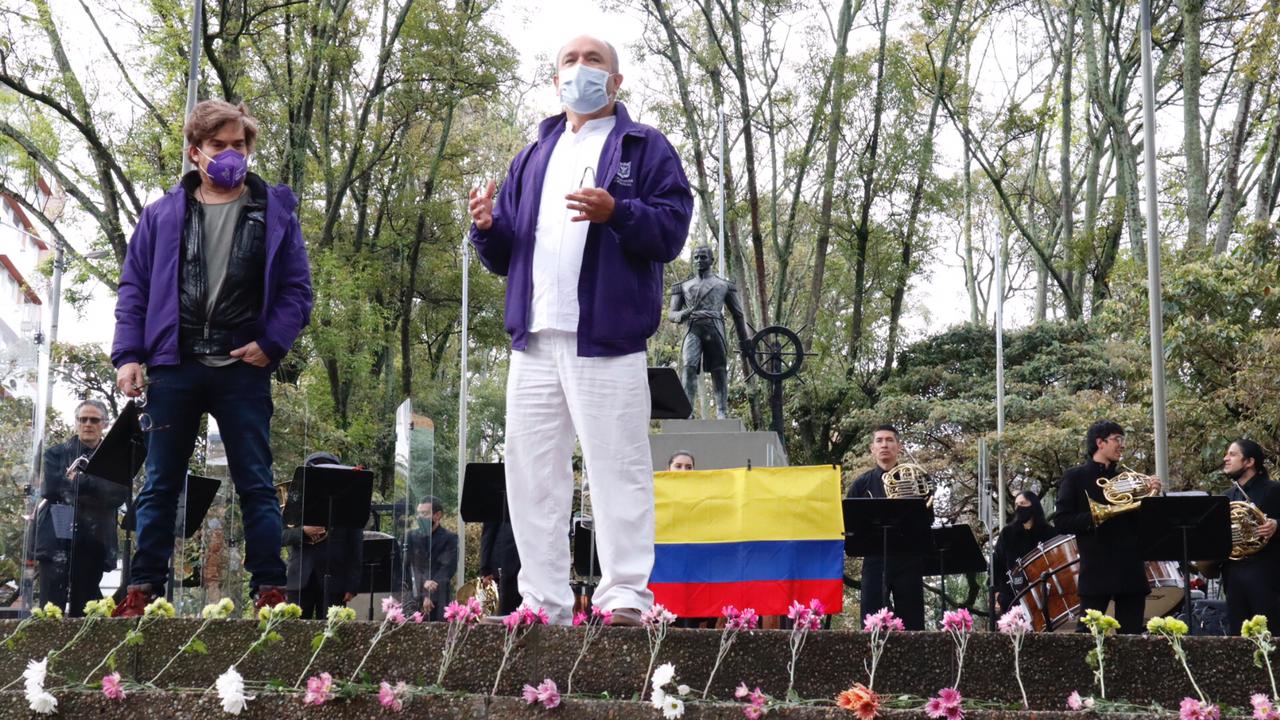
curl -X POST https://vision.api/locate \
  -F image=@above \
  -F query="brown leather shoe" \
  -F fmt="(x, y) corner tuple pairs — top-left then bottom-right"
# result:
(254, 586), (287, 611)
(609, 607), (643, 627)
(112, 585), (157, 618)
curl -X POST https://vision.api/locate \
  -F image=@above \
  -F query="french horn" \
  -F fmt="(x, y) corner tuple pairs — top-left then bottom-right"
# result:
(1229, 500), (1271, 560)
(882, 463), (934, 501)
(455, 575), (500, 616)
(1088, 470), (1157, 525)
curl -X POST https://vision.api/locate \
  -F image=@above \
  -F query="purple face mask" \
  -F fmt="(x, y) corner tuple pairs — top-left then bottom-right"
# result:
(198, 148), (248, 189)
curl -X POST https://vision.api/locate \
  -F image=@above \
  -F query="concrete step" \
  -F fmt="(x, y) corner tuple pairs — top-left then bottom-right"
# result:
(650, 431), (787, 471)
(0, 618), (1266, 712)
(659, 419), (747, 434)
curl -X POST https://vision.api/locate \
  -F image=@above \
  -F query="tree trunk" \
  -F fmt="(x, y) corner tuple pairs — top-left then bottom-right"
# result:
(1213, 79), (1256, 253)
(1181, 0), (1209, 249)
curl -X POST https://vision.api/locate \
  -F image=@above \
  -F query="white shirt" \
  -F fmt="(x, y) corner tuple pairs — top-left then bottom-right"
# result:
(529, 115), (616, 333)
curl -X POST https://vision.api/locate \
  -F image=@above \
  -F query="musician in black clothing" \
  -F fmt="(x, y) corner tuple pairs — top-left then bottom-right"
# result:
(991, 491), (1060, 614)
(848, 425), (928, 630)
(1216, 439), (1280, 633)
(1053, 420), (1161, 634)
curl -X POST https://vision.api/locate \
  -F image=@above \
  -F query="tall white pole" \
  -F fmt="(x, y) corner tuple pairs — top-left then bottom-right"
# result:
(181, 0), (204, 175)
(455, 227), (470, 590)
(1140, 0), (1170, 483)
(995, 233), (1008, 527)
(28, 245), (64, 489)
(718, 104), (726, 278)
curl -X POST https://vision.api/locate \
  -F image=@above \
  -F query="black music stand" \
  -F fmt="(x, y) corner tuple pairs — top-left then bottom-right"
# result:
(358, 534), (395, 621)
(843, 498), (933, 609)
(920, 524), (988, 612)
(285, 465), (375, 608)
(649, 367), (693, 419)
(179, 474), (223, 539)
(1139, 495), (1231, 636)
(460, 463), (506, 523)
(572, 518), (603, 577)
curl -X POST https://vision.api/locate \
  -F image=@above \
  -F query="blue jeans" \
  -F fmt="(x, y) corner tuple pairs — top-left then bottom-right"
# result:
(130, 361), (286, 591)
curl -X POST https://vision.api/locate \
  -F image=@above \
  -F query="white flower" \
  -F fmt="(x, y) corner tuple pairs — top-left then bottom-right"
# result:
(661, 694), (685, 719)
(23, 657), (48, 690)
(651, 662), (676, 690)
(215, 666), (254, 715)
(650, 687), (666, 710)
(27, 689), (57, 715)
(676, 684), (690, 697)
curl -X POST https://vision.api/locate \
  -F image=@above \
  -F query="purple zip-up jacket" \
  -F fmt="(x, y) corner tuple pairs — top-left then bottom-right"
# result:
(470, 102), (693, 357)
(112, 172), (313, 370)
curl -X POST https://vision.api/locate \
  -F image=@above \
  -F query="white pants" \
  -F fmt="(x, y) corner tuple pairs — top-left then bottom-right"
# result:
(505, 330), (655, 624)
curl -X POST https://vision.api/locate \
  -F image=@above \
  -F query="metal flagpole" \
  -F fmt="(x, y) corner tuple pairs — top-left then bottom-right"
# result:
(181, 0), (204, 175)
(456, 224), (470, 590)
(1139, 0), (1170, 483)
(995, 233), (1008, 527)
(718, 103), (726, 278)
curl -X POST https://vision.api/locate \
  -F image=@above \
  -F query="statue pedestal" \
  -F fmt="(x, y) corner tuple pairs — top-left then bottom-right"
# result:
(649, 418), (788, 471)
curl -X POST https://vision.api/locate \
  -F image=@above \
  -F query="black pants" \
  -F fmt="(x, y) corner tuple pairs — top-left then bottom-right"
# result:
(1077, 593), (1146, 634)
(289, 581), (346, 620)
(861, 561), (925, 630)
(1224, 562), (1280, 635)
(38, 543), (107, 618)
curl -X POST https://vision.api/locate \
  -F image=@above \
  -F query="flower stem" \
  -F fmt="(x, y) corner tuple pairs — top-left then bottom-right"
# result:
(1170, 640), (1206, 703)
(150, 618), (213, 686)
(702, 628), (739, 699)
(348, 617), (392, 682)
(1011, 635), (1028, 710)
(491, 630), (520, 696)
(1, 617), (96, 691)
(1095, 634), (1107, 699)
(639, 625), (666, 701)
(785, 627), (809, 698)
(567, 623), (601, 696)
(82, 616), (152, 685)
(436, 623), (472, 687)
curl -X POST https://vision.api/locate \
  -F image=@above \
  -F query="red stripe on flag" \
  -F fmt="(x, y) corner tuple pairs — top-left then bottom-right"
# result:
(649, 579), (844, 618)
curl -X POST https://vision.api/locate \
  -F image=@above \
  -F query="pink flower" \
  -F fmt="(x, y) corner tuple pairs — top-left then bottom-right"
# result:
(808, 598), (826, 616)
(466, 597), (484, 617)
(573, 612), (588, 627)
(642, 604), (678, 626)
(503, 611), (522, 631)
(593, 606), (613, 625)
(925, 697), (947, 718)
(443, 601), (465, 622)
(101, 672), (126, 700)
(1252, 694), (1280, 720)
(944, 704), (965, 720)
(381, 596), (401, 615)
(863, 607), (905, 633)
(743, 706), (764, 720)
(378, 681), (407, 712)
(941, 609), (974, 633)
(1180, 697), (1221, 720)
(386, 606), (406, 625)
(522, 684), (540, 704)
(997, 606), (1032, 635)
(937, 687), (962, 707)
(735, 683), (751, 699)
(303, 672), (334, 706)
(535, 678), (561, 709)
(410, 611), (424, 624)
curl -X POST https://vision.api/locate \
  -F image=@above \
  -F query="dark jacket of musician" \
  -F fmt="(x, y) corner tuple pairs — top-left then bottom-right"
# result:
(991, 491), (1059, 612)
(407, 522), (458, 620)
(1222, 473), (1280, 630)
(283, 525), (364, 598)
(480, 519), (522, 615)
(1053, 460), (1150, 596)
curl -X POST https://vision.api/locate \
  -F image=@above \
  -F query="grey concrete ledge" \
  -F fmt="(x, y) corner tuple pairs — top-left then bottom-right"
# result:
(0, 619), (1270, 711)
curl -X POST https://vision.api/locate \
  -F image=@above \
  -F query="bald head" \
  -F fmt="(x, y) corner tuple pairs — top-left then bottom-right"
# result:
(556, 35), (620, 74)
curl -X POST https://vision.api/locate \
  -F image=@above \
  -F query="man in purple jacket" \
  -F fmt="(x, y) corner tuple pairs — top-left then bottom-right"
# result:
(111, 100), (312, 616)
(468, 35), (692, 626)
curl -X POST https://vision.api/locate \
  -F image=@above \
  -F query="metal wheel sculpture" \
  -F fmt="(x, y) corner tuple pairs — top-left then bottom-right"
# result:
(746, 325), (805, 381)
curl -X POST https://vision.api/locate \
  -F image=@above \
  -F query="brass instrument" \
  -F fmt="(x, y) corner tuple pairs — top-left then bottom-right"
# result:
(1229, 500), (1271, 560)
(455, 575), (500, 616)
(1088, 469), (1158, 525)
(882, 463), (934, 502)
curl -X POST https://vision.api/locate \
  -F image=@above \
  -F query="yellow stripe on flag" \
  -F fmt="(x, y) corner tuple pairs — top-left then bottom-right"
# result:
(654, 465), (844, 544)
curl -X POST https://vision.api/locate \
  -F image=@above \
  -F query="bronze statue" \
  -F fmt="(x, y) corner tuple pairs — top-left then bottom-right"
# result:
(668, 246), (751, 418)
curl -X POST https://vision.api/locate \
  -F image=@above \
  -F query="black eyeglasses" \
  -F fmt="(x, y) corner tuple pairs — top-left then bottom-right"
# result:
(77, 416), (103, 425)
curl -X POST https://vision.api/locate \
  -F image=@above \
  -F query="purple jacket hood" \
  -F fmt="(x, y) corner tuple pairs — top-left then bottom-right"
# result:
(112, 171), (313, 369)
(470, 102), (693, 357)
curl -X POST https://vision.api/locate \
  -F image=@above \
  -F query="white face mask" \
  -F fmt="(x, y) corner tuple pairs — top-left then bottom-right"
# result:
(558, 63), (614, 114)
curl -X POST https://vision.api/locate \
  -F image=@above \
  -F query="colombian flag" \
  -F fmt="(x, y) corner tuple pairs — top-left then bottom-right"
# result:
(649, 465), (845, 617)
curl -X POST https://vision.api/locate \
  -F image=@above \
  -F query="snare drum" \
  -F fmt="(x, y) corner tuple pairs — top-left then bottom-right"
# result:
(1010, 535), (1185, 631)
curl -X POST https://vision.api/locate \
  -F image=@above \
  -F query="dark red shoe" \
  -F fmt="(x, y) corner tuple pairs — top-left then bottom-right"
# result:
(254, 586), (287, 611)
(112, 585), (157, 618)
